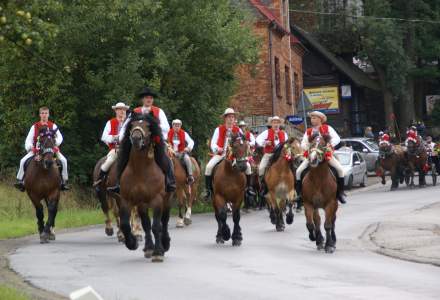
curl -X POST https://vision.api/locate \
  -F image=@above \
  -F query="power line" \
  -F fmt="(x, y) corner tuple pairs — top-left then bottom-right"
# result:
(289, 9), (440, 24)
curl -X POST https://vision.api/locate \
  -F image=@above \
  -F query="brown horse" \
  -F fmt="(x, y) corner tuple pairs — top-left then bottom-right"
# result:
(24, 126), (61, 243)
(376, 142), (406, 190)
(406, 139), (428, 187)
(245, 146), (263, 210)
(212, 132), (248, 246)
(302, 134), (338, 253)
(93, 158), (142, 241)
(170, 152), (201, 227)
(264, 138), (302, 231)
(117, 112), (172, 262)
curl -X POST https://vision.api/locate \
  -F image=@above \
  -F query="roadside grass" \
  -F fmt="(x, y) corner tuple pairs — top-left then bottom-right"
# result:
(0, 284), (30, 300)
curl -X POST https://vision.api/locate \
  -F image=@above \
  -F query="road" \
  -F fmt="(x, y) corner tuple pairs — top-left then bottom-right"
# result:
(10, 181), (440, 300)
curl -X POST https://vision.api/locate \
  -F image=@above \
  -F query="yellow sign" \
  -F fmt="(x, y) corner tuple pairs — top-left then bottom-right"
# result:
(304, 86), (339, 114)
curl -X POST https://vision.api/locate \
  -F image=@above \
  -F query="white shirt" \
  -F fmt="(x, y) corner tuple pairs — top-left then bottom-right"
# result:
(210, 126), (244, 154)
(119, 107), (170, 142)
(101, 119), (124, 146)
(246, 131), (256, 147)
(426, 142), (436, 154)
(172, 131), (194, 152)
(25, 123), (63, 152)
(300, 125), (340, 151)
(256, 129), (288, 148)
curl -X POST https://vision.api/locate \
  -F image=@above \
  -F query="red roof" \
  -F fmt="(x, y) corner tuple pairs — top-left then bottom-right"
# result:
(249, 0), (289, 34)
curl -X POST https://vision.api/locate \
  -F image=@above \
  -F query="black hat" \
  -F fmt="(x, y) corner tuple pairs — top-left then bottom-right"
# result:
(137, 87), (157, 99)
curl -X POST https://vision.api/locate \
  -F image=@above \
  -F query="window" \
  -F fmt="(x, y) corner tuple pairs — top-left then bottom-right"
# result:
(282, 0), (289, 29)
(294, 72), (300, 102)
(285, 65), (292, 104)
(350, 141), (364, 152)
(352, 153), (359, 164)
(275, 57), (281, 98)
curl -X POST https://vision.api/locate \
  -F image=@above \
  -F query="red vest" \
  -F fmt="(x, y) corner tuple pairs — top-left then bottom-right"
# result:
(33, 121), (54, 146)
(134, 106), (160, 119)
(108, 118), (122, 150)
(245, 131), (253, 142)
(264, 128), (286, 153)
(306, 124), (329, 137)
(167, 128), (186, 152)
(217, 125), (240, 149)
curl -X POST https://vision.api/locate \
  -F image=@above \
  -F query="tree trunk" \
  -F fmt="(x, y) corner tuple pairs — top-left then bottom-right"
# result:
(374, 62), (395, 135)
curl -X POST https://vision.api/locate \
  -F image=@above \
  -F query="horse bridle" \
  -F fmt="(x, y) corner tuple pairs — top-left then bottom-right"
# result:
(129, 122), (150, 149)
(309, 136), (326, 163)
(38, 130), (56, 157)
(228, 134), (249, 168)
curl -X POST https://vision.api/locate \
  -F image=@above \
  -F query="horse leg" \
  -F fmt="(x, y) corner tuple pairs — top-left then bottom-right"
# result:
(98, 189), (113, 236)
(286, 200), (294, 225)
(161, 199), (171, 252)
(184, 194), (192, 226)
(112, 199), (124, 243)
(275, 200), (285, 232)
(419, 165), (426, 187)
(131, 207), (143, 242)
(138, 205), (154, 258)
(33, 200), (45, 242)
(231, 205), (242, 247)
(304, 202), (316, 242)
(214, 194), (230, 243)
(324, 200), (338, 254)
(151, 206), (165, 262)
(267, 192), (277, 225)
(313, 209), (324, 250)
(119, 200), (138, 251)
(42, 197), (59, 242)
(177, 201), (184, 228)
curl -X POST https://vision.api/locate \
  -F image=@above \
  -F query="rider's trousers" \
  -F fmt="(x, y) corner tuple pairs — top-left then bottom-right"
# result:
(258, 153), (273, 177)
(176, 152), (193, 176)
(17, 151), (68, 181)
(296, 156), (344, 180)
(101, 149), (117, 172)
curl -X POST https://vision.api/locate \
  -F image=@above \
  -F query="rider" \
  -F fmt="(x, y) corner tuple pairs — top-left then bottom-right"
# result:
(93, 102), (129, 188)
(405, 125), (419, 146)
(238, 120), (256, 149)
(255, 116), (288, 195)
(295, 111), (346, 204)
(204, 108), (255, 200)
(379, 132), (391, 145)
(167, 119), (195, 184)
(109, 87), (176, 193)
(15, 106), (69, 191)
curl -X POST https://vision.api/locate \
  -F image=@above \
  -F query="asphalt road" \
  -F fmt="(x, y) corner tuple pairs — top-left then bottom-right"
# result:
(10, 181), (440, 300)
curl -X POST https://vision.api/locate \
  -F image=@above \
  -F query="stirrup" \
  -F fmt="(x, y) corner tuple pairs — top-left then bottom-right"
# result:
(187, 175), (195, 185)
(14, 182), (25, 192)
(93, 178), (103, 187)
(107, 184), (120, 193)
(246, 187), (256, 196)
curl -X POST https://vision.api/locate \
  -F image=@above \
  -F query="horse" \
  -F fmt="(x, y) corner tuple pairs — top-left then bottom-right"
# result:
(212, 132), (249, 246)
(302, 134), (338, 253)
(93, 158), (143, 242)
(169, 151), (201, 227)
(376, 142), (407, 190)
(406, 139), (428, 188)
(117, 112), (172, 262)
(264, 138), (302, 231)
(24, 126), (62, 243)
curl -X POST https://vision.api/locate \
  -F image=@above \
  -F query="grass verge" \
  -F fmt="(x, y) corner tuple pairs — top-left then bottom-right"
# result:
(0, 284), (30, 300)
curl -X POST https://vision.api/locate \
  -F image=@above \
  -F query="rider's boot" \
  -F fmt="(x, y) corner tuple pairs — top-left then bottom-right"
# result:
(259, 176), (267, 197)
(337, 177), (346, 204)
(295, 179), (302, 202)
(61, 179), (70, 191)
(154, 143), (176, 193)
(246, 175), (256, 196)
(203, 175), (212, 201)
(107, 181), (120, 193)
(93, 170), (108, 187)
(14, 180), (25, 192)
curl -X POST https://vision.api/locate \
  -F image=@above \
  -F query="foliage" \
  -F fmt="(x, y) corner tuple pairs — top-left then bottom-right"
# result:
(0, 285), (29, 300)
(0, 0), (258, 184)
(430, 102), (440, 126)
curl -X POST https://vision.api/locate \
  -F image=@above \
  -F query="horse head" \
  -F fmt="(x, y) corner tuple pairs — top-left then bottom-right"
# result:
(128, 112), (160, 151)
(406, 139), (418, 156)
(308, 134), (329, 168)
(284, 138), (303, 169)
(229, 132), (249, 172)
(37, 126), (57, 170)
(379, 142), (393, 159)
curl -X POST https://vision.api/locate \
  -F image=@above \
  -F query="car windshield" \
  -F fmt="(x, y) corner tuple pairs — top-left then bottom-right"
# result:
(334, 153), (351, 165)
(364, 139), (379, 151)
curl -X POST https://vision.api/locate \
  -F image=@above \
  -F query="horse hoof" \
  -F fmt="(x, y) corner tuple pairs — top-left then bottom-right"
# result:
(232, 239), (242, 247)
(152, 255), (164, 263)
(48, 233), (56, 241)
(276, 226), (284, 232)
(39, 233), (49, 244)
(135, 235), (143, 242)
(144, 249), (154, 258)
(118, 236), (125, 243)
(162, 235), (171, 252)
(309, 233), (316, 242)
(286, 213), (294, 225)
(125, 236), (139, 251)
(222, 226), (231, 241)
(105, 227), (114, 236)
(183, 217), (192, 226)
(316, 243), (324, 251)
(216, 237), (224, 244)
(325, 246), (336, 254)
(176, 219), (184, 228)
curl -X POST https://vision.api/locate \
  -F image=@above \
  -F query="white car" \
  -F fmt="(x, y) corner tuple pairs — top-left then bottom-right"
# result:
(334, 149), (368, 189)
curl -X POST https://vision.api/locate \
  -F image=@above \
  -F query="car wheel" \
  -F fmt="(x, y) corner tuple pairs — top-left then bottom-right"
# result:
(360, 173), (367, 187)
(347, 175), (353, 190)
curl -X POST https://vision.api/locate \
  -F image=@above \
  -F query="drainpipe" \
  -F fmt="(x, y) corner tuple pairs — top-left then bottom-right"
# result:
(269, 22), (276, 116)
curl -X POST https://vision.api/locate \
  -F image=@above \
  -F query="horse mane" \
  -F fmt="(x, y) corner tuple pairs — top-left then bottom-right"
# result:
(268, 137), (296, 166)
(117, 111), (162, 178)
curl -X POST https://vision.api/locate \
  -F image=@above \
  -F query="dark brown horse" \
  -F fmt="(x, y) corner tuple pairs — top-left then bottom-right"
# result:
(245, 146), (264, 210)
(93, 158), (142, 241)
(264, 138), (302, 231)
(24, 126), (61, 243)
(406, 139), (428, 187)
(302, 134), (338, 253)
(117, 112), (172, 262)
(212, 132), (248, 246)
(169, 152), (201, 227)
(376, 142), (406, 190)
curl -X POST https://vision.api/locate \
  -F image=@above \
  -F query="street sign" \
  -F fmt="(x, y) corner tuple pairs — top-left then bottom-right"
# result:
(286, 115), (304, 125)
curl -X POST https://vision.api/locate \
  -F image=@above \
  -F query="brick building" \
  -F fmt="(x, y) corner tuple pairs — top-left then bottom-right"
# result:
(230, 0), (306, 134)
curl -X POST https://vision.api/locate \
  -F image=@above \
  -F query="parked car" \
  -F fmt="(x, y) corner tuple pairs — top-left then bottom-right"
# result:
(334, 149), (368, 189)
(336, 137), (379, 172)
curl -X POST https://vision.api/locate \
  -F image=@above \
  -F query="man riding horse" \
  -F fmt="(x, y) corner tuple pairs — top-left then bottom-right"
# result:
(296, 111), (346, 204)
(167, 119), (195, 184)
(204, 108), (255, 200)
(15, 106), (69, 191)
(255, 116), (288, 196)
(94, 102), (129, 189)
(109, 87), (176, 193)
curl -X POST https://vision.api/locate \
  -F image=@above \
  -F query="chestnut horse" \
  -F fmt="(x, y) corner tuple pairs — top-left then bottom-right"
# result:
(212, 132), (249, 246)
(170, 152), (201, 227)
(376, 142), (406, 190)
(264, 138), (302, 231)
(406, 139), (428, 187)
(93, 158), (142, 241)
(24, 126), (61, 243)
(302, 134), (338, 253)
(117, 112), (172, 262)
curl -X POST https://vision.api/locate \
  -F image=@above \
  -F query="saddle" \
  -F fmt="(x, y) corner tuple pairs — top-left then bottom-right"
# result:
(177, 155), (194, 176)
(23, 155), (62, 175)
